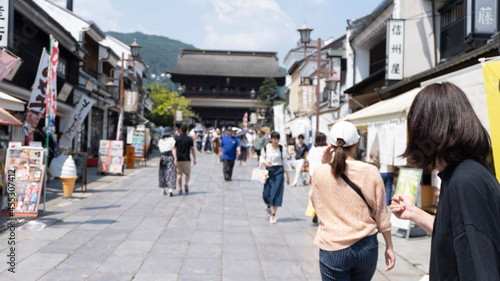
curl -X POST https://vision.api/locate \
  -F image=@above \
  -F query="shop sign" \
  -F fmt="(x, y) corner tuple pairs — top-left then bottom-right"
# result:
(25, 49), (50, 143)
(124, 90), (139, 112)
(386, 19), (405, 80)
(0, 0), (9, 47)
(61, 94), (95, 142)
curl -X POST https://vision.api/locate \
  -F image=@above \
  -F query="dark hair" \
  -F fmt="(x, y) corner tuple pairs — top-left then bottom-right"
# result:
(180, 124), (188, 133)
(314, 133), (327, 147)
(402, 82), (491, 168)
(330, 139), (355, 177)
(270, 132), (280, 139)
(298, 134), (305, 140)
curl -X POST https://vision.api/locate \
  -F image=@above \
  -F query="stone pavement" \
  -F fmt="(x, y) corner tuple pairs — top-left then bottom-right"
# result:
(0, 151), (430, 280)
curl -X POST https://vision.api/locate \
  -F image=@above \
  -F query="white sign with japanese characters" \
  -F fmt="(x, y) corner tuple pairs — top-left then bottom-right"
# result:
(0, 0), (9, 47)
(475, 0), (497, 34)
(386, 19), (405, 80)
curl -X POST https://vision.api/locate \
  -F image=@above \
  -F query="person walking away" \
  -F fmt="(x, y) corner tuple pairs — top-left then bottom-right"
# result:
(379, 163), (395, 205)
(203, 130), (212, 153)
(158, 127), (177, 196)
(390, 82), (500, 280)
(174, 124), (197, 194)
(254, 130), (267, 163)
(310, 121), (395, 280)
(305, 132), (328, 223)
(238, 134), (249, 166)
(219, 127), (240, 181)
(291, 134), (309, 186)
(260, 132), (291, 224)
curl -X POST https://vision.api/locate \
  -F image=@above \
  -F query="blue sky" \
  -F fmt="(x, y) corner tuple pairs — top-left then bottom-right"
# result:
(51, 0), (380, 66)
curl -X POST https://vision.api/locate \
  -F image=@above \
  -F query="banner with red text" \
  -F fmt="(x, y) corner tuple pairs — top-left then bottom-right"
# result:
(46, 36), (59, 135)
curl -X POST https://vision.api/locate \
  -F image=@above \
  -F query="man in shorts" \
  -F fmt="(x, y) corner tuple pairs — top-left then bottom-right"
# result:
(174, 124), (197, 194)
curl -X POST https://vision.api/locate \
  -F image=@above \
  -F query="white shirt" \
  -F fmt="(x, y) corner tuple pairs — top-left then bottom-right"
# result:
(159, 137), (175, 152)
(307, 145), (328, 176)
(259, 144), (291, 171)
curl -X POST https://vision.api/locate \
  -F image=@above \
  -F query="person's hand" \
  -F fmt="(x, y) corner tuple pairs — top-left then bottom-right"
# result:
(263, 161), (272, 168)
(193, 159), (197, 165)
(390, 194), (415, 220)
(286, 175), (290, 185)
(174, 160), (177, 166)
(385, 247), (396, 271)
(321, 145), (335, 164)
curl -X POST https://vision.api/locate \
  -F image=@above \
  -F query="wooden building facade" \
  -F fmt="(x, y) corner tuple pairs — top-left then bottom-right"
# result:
(168, 49), (285, 128)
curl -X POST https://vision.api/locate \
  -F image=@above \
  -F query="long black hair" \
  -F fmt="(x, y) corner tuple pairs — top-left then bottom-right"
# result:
(402, 82), (491, 168)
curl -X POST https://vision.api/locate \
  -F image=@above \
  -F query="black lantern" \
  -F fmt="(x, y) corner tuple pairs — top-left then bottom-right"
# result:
(297, 24), (313, 44)
(130, 39), (141, 59)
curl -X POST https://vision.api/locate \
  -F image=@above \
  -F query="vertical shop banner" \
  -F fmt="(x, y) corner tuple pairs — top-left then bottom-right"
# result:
(273, 104), (286, 145)
(46, 36), (59, 135)
(60, 95), (95, 147)
(242, 112), (248, 130)
(0, 0), (9, 47)
(482, 61), (500, 182)
(0, 48), (19, 81)
(386, 19), (405, 80)
(124, 90), (139, 112)
(25, 49), (50, 143)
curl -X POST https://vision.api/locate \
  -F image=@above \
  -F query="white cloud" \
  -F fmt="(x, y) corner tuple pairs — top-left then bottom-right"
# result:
(200, 0), (296, 55)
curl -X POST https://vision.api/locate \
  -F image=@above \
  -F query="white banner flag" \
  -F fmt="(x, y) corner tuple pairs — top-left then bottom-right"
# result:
(59, 95), (95, 147)
(273, 104), (286, 145)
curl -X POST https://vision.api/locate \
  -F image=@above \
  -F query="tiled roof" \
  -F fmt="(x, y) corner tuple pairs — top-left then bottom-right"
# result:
(169, 49), (285, 78)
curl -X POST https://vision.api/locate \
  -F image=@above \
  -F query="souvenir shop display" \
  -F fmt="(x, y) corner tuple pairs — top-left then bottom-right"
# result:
(97, 140), (124, 175)
(1, 147), (46, 217)
(132, 129), (147, 166)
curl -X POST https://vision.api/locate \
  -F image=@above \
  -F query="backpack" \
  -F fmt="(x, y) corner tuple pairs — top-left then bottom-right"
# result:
(264, 144), (283, 161)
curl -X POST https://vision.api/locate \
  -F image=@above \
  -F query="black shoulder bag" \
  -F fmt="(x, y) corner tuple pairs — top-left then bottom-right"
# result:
(340, 174), (375, 220)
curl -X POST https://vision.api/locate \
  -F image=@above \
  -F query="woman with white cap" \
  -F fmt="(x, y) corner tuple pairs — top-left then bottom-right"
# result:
(310, 121), (395, 280)
(158, 127), (177, 196)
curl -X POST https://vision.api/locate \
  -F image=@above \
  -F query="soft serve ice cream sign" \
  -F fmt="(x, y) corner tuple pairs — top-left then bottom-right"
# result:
(60, 156), (78, 197)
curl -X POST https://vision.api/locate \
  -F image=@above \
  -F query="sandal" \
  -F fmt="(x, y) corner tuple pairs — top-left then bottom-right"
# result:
(184, 184), (189, 193)
(269, 215), (277, 224)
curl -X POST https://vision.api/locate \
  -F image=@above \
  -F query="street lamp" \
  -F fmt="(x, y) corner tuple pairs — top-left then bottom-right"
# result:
(297, 24), (336, 137)
(107, 39), (142, 141)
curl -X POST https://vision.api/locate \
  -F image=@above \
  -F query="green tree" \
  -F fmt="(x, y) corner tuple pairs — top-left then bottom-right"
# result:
(149, 82), (194, 127)
(258, 77), (278, 106)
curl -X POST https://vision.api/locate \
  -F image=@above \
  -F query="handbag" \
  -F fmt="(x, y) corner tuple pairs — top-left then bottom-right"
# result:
(251, 164), (269, 184)
(341, 174), (375, 220)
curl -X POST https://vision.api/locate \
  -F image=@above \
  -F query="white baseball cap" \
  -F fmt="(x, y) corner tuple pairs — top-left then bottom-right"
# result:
(329, 121), (360, 147)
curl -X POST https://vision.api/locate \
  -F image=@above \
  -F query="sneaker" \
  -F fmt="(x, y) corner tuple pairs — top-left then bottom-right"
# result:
(161, 190), (167, 195)
(169, 192), (173, 197)
(269, 215), (277, 224)
(178, 189), (183, 195)
(265, 208), (272, 218)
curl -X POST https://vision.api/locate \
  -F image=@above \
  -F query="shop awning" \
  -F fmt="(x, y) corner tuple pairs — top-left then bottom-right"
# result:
(0, 106), (22, 126)
(0, 91), (25, 111)
(333, 87), (421, 129)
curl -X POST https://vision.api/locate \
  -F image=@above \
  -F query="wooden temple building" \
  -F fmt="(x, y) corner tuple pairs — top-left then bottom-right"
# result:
(168, 49), (285, 128)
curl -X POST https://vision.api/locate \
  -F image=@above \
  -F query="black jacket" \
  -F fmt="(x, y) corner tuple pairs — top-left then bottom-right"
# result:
(430, 159), (500, 280)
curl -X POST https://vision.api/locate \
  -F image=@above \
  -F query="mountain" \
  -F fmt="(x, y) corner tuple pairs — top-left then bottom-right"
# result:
(106, 31), (196, 78)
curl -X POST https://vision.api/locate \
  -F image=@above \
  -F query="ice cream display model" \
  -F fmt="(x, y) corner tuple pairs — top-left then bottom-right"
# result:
(60, 155), (78, 197)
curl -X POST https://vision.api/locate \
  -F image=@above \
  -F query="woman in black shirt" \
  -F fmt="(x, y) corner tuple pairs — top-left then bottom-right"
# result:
(391, 82), (500, 280)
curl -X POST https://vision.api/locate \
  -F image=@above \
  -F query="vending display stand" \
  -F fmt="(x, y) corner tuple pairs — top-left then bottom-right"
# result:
(1, 147), (46, 217)
(97, 140), (124, 175)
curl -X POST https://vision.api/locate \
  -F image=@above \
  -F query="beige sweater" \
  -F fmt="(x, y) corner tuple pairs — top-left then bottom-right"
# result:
(309, 160), (391, 251)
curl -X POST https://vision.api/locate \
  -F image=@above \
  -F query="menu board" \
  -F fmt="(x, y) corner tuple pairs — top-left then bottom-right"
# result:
(390, 168), (423, 234)
(132, 130), (145, 159)
(97, 140), (124, 175)
(1, 148), (46, 217)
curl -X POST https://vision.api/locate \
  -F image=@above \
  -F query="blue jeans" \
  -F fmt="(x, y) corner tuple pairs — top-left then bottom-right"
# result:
(380, 173), (394, 205)
(319, 235), (378, 281)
